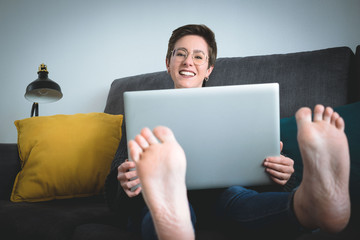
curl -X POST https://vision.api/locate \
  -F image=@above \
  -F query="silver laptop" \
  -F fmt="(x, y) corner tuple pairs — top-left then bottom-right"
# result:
(124, 83), (280, 190)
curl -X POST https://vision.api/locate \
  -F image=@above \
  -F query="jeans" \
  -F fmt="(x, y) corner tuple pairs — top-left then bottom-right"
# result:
(128, 186), (306, 239)
(215, 186), (306, 237)
(128, 203), (197, 240)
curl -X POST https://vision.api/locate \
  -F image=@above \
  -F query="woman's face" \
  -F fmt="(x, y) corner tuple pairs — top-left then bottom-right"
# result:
(166, 35), (214, 89)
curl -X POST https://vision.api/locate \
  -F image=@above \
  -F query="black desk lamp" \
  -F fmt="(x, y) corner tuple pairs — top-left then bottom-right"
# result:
(25, 64), (63, 117)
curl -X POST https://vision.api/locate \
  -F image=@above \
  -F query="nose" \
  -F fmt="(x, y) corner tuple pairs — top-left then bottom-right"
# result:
(183, 54), (194, 66)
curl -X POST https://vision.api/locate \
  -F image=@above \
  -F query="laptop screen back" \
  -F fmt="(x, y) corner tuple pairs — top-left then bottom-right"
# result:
(124, 83), (280, 189)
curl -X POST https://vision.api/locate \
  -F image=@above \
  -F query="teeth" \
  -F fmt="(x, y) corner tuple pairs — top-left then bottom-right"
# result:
(180, 71), (195, 76)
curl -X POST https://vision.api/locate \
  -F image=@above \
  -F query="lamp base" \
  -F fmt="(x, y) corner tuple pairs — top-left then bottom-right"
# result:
(31, 102), (39, 117)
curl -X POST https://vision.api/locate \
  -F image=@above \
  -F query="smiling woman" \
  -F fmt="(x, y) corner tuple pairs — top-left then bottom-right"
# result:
(165, 24), (217, 89)
(166, 35), (214, 88)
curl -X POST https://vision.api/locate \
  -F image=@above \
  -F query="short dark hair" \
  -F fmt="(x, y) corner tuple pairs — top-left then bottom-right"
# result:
(166, 24), (217, 68)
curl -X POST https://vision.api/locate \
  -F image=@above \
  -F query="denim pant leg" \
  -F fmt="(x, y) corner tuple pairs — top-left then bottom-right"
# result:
(215, 186), (304, 235)
(140, 203), (197, 240)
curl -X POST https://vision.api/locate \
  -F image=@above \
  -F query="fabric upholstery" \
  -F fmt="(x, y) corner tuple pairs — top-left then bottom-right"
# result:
(354, 45), (360, 102)
(0, 196), (119, 240)
(104, 47), (357, 118)
(0, 144), (20, 200)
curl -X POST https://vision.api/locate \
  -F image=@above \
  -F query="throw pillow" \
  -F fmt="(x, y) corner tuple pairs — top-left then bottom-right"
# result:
(11, 113), (123, 202)
(280, 102), (360, 201)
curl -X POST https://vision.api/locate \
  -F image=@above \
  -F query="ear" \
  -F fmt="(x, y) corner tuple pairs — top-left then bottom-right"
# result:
(166, 58), (170, 73)
(206, 65), (214, 78)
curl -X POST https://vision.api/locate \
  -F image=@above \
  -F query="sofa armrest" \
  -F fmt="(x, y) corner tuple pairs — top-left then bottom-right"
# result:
(0, 144), (20, 200)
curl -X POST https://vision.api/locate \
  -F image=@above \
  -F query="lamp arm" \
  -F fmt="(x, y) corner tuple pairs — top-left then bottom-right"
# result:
(31, 102), (39, 117)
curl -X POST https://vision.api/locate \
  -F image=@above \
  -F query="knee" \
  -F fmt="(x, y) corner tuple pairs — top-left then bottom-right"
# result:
(216, 186), (256, 213)
(222, 186), (254, 200)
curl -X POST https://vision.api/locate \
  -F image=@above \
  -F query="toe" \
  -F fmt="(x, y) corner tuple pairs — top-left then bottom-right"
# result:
(141, 127), (159, 145)
(313, 105), (325, 122)
(330, 112), (339, 125)
(323, 107), (333, 122)
(128, 140), (142, 162)
(153, 126), (176, 143)
(135, 134), (150, 150)
(295, 107), (312, 126)
(335, 116), (345, 131)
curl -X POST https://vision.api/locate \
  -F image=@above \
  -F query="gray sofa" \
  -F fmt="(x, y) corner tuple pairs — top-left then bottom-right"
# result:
(1, 45), (359, 240)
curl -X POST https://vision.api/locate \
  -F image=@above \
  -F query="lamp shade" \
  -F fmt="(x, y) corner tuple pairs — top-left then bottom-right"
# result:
(25, 64), (63, 103)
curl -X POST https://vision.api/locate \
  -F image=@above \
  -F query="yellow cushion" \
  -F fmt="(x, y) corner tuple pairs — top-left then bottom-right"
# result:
(11, 113), (123, 202)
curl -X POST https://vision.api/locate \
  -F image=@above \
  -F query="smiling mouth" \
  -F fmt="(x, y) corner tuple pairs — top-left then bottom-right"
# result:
(179, 71), (196, 77)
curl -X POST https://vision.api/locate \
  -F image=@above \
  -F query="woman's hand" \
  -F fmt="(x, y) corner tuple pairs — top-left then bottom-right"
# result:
(263, 141), (294, 185)
(117, 159), (142, 197)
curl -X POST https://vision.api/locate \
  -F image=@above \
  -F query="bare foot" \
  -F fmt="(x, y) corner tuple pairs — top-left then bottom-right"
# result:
(128, 126), (195, 240)
(293, 105), (351, 233)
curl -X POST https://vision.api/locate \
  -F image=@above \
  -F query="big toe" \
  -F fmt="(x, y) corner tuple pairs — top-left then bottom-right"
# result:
(153, 126), (177, 143)
(295, 107), (312, 129)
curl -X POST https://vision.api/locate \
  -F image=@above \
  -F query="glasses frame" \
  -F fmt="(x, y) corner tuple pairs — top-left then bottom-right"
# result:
(171, 48), (208, 66)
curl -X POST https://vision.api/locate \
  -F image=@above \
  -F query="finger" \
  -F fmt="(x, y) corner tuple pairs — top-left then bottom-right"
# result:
(265, 156), (294, 167)
(125, 186), (142, 198)
(121, 177), (141, 191)
(133, 186), (142, 196)
(270, 176), (287, 186)
(280, 141), (283, 152)
(266, 168), (290, 181)
(118, 160), (136, 173)
(124, 170), (138, 181)
(264, 158), (288, 169)
(117, 172), (126, 182)
(265, 161), (294, 175)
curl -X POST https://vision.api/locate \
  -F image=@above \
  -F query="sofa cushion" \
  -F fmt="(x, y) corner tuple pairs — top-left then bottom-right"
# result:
(11, 113), (123, 202)
(73, 223), (141, 240)
(280, 101), (360, 203)
(208, 47), (356, 118)
(0, 144), (20, 200)
(0, 196), (119, 240)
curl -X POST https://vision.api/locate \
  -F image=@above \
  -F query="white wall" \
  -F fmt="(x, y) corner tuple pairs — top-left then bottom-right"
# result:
(1, 0), (359, 143)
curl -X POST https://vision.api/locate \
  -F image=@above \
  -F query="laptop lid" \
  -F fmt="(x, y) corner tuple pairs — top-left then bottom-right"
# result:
(124, 83), (280, 190)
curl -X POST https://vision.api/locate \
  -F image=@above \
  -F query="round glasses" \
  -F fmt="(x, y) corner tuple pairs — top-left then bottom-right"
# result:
(171, 48), (208, 66)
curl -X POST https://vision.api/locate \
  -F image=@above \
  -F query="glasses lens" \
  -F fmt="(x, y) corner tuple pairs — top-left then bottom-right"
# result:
(173, 48), (207, 65)
(174, 49), (187, 59)
(193, 52), (206, 65)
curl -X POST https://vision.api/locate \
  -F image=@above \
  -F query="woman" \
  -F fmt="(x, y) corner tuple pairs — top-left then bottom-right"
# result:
(105, 24), (299, 239)
(112, 24), (350, 240)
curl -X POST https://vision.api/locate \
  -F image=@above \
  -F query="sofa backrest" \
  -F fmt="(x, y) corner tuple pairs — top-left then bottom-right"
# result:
(104, 46), (359, 118)
(355, 45), (360, 101)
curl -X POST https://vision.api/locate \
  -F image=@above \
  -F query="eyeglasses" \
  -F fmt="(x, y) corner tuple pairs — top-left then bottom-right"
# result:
(171, 48), (208, 66)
